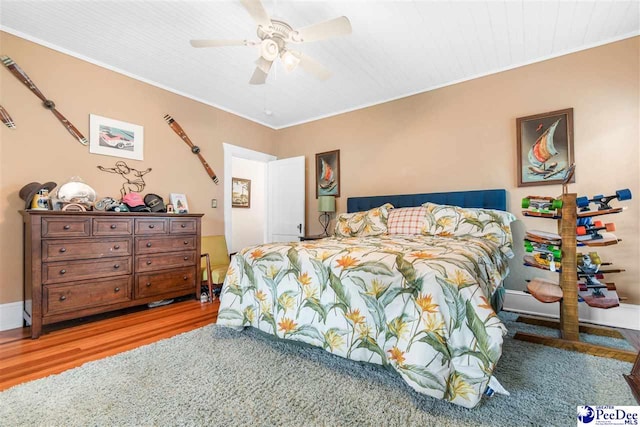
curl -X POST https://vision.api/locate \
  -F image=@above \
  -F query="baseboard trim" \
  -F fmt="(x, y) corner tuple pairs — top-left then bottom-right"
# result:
(504, 290), (640, 331)
(0, 301), (24, 331)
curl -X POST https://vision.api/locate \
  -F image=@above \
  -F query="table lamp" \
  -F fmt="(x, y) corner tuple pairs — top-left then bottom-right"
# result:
(318, 195), (336, 236)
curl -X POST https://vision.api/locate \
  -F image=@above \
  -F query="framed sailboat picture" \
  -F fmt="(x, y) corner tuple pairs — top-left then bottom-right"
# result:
(517, 108), (574, 187)
(316, 150), (340, 198)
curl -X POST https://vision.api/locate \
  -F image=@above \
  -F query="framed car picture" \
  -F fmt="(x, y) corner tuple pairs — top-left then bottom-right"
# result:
(89, 114), (144, 160)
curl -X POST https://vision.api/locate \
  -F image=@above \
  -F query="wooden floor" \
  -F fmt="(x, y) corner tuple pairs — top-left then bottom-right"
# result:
(1, 299), (638, 394)
(0, 298), (219, 392)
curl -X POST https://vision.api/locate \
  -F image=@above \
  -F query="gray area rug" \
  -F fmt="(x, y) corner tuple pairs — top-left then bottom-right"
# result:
(0, 312), (635, 427)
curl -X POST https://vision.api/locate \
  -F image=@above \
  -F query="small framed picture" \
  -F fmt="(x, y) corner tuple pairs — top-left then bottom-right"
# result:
(315, 149), (340, 198)
(89, 114), (144, 161)
(232, 177), (251, 208)
(169, 193), (189, 213)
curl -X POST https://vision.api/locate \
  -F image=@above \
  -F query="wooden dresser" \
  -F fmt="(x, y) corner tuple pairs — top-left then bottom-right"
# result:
(21, 211), (203, 338)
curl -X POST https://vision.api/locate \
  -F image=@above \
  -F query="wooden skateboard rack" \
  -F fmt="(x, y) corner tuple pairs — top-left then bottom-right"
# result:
(515, 193), (637, 363)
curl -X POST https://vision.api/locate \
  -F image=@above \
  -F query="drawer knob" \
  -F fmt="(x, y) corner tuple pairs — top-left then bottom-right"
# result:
(146, 282), (151, 287)
(181, 223), (186, 228)
(146, 260), (152, 265)
(114, 245), (120, 250)
(110, 224), (117, 229)
(59, 295), (66, 301)
(114, 287), (120, 292)
(149, 224), (155, 229)
(183, 275), (188, 280)
(114, 264), (120, 269)
(60, 269), (66, 275)
(184, 240), (188, 245)
(59, 247), (66, 253)
(63, 225), (70, 230)
(184, 256), (189, 260)
(146, 242), (152, 247)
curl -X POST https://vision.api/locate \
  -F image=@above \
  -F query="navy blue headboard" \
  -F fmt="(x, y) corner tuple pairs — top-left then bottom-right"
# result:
(347, 189), (507, 213)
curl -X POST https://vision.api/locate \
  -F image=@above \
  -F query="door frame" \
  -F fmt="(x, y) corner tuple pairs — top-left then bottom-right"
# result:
(223, 143), (277, 253)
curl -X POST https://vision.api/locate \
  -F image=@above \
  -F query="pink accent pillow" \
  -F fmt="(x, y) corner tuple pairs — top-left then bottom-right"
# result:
(387, 206), (428, 235)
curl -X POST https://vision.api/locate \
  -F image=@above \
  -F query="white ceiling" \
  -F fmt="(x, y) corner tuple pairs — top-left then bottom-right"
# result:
(1, 1), (638, 129)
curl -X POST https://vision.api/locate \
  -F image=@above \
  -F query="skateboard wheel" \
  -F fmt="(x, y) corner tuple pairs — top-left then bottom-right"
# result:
(593, 220), (603, 228)
(605, 223), (615, 232)
(551, 249), (561, 259)
(617, 188), (632, 201)
(576, 196), (589, 208)
(577, 226), (586, 236)
(521, 198), (530, 209)
(593, 194), (604, 201)
(589, 252), (601, 264)
(524, 242), (533, 252)
(551, 199), (562, 209)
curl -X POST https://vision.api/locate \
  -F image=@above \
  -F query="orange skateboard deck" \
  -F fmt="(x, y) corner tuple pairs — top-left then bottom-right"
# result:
(579, 287), (620, 309)
(527, 278), (563, 303)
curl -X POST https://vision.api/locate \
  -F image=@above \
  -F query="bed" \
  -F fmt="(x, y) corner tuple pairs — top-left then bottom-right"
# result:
(216, 189), (515, 408)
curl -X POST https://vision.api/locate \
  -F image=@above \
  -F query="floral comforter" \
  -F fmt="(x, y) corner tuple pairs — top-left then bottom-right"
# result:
(216, 234), (510, 408)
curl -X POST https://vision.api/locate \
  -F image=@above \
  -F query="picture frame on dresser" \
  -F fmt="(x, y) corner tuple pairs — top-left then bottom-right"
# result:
(169, 193), (189, 213)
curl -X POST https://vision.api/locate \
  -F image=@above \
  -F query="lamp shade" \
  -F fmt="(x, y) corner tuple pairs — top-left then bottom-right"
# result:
(318, 195), (336, 213)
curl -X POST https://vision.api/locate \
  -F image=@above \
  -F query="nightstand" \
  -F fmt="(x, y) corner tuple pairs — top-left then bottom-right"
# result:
(299, 235), (327, 241)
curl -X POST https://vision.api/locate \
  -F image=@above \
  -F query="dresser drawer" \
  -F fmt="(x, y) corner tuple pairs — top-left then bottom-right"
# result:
(44, 276), (132, 315)
(135, 236), (197, 254)
(136, 267), (196, 298)
(42, 238), (132, 262)
(135, 219), (168, 235)
(93, 218), (133, 236)
(43, 256), (132, 284)
(42, 217), (90, 238)
(136, 251), (196, 272)
(170, 218), (197, 234)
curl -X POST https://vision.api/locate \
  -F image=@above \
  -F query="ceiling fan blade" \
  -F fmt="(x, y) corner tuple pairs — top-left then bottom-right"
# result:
(295, 16), (352, 43)
(190, 39), (255, 48)
(249, 59), (272, 85)
(290, 51), (331, 81)
(240, 0), (272, 29)
(255, 57), (273, 74)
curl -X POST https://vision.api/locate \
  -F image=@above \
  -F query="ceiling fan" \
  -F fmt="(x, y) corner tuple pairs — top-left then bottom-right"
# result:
(190, 0), (352, 85)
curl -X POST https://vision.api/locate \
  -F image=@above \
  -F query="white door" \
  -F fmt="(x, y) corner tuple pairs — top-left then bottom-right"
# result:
(267, 156), (305, 243)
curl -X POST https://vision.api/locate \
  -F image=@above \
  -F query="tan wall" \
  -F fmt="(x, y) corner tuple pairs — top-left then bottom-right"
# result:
(1, 31), (638, 307)
(275, 37), (640, 304)
(0, 31), (276, 304)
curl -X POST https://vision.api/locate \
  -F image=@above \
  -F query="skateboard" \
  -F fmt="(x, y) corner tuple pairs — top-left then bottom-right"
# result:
(577, 220), (615, 240)
(524, 240), (561, 260)
(522, 196), (562, 218)
(523, 254), (561, 272)
(524, 230), (562, 246)
(527, 278), (563, 303)
(575, 219), (619, 246)
(576, 252), (623, 308)
(576, 189), (632, 212)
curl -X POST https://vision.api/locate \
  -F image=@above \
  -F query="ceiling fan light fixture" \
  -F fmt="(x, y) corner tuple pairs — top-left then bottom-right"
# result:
(281, 50), (300, 73)
(260, 39), (279, 61)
